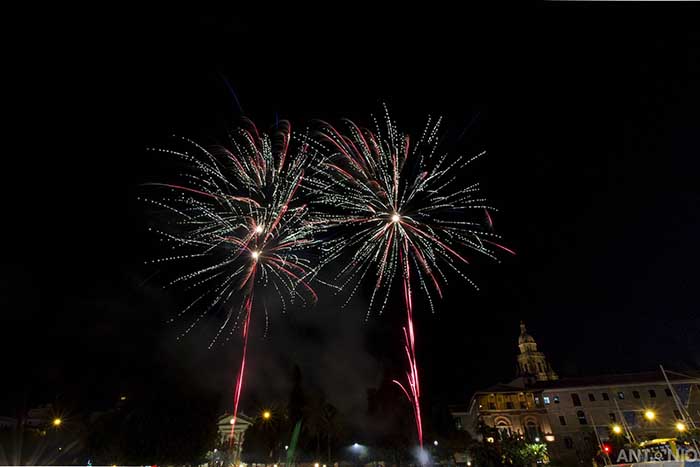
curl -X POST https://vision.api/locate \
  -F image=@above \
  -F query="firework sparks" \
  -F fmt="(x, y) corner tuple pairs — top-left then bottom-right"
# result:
(143, 119), (320, 446)
(308, 106), (513, 449)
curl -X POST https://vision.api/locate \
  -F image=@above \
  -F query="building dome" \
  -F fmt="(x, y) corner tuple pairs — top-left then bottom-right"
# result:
(516, 321), (558, 383)
(518, 321), (536, 345)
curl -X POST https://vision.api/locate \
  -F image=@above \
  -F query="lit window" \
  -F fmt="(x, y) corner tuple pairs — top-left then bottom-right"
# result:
(617, 392), (625, 400)
(553, 396), (560, 404)
(543, 396), (550, 405)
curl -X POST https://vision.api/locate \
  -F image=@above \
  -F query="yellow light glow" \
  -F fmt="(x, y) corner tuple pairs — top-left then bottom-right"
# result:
(251, 251), (260, 260)
(262, 410), (271, 420)
(314, 463), (319, 467)
(676, 421), (686, 432)
(255, 225), (263, 233)
(644, 410), (656, 421)
(612, 424), (622, 434)
(545, 435), (555, 442)
(120, 396), (126, 401)
(391, 213), (401, 223)
(230, 418), (236, 425)
(52, 418), (62, 427)
(486, 436), (495, 443)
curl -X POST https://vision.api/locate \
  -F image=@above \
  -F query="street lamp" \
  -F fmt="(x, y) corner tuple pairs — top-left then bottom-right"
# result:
(262, 410), (271, 420)
(52, 418), (62, 427)
(644, 410), (656, 421)
(433, 440), (439, 446)
(612, 424), (622, 435)
(676, 421), (687, 432)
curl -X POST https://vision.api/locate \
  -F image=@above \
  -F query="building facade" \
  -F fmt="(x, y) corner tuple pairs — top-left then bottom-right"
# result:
(452, 323), (558, 443)
(542, 372), (700, 464)
(451, 322), (700, 466)
(216, 412), (255, 461)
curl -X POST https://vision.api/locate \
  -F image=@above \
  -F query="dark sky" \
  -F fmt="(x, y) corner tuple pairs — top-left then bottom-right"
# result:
(3, 5), (699, 426)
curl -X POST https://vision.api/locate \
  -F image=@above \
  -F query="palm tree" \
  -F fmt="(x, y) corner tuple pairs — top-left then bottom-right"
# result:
(303, 393), (345, 463)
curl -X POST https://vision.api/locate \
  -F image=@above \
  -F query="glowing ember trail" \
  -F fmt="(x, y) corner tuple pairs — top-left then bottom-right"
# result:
(307, 106), (513, 450)
(143, 119), (321, 450)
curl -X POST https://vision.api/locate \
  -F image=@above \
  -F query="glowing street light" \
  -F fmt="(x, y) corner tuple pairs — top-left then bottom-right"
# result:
(262, 410), (271, 420)
(676, 421), (687, 432)
(612, 424), (622, 434)
(644, 410), (656, 421)
(52, 418), (62, 427)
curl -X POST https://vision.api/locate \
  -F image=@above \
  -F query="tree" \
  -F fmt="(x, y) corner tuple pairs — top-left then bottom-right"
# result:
(288, 365), (306, 426)
(302, 392), (345, 463)
(86, 376), (219, 465)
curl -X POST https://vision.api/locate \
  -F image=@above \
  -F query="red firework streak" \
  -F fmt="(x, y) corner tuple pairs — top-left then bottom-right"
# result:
(393, 245), (424, 448)
(229, 294), (253, 446)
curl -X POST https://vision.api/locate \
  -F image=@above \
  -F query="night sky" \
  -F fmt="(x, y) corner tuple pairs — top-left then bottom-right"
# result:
(3, 5), (699, 425)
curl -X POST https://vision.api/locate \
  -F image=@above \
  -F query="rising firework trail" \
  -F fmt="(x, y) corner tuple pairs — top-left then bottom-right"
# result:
(143, 119), (320, 447)
(307, 106), (513, 449)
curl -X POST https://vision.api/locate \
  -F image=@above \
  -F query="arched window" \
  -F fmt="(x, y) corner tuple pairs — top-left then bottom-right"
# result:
(495, 419), (512, 439)
(525, 420), (539, 441)
(577, 410), (588, 425)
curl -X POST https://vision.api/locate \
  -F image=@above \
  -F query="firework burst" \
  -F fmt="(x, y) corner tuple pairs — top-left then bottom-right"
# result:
(307, 106), (514, 448)
(143, 119), (320, 445)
